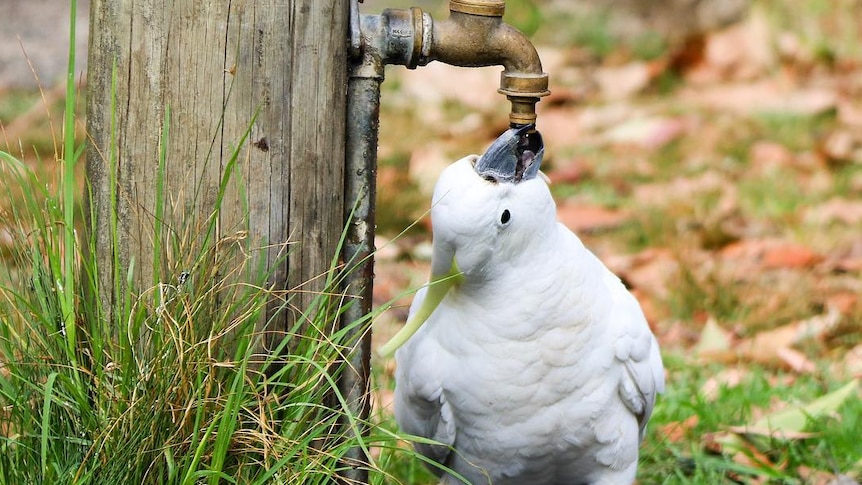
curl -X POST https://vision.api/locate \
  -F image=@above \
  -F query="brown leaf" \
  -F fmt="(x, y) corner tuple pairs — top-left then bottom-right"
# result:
(701, 367), (747, 401)
(818, 129), (859, 165)
(595, 62), (652, 100)
(557, 202), (630, 233)
(536, 106), (583, 151)
(685, 12), (775, 83)
(737, 308), (842, 371)
(708, 432), (786, 476)
(547, 156), (591, 185)
(838, 99), (862, 126)
(408, 143), (452, 196)
(629, 287), (668, 328)
(633, 171), (736, 210)
(826, 292), (859, 316)
(749, 141), (795, 172)
(805, 198), (862, 226)
(606, 248), (679, 300)
(659, 415), (699, 443)
(681, 80), (838, 117)
(600, 116), (689, 150)
(761, 243), (821, 269)
(0, 226), (13, 251)
(797, 467), (860, 485)
(840, 345), (862, 379)
(775, 347), (817, 374)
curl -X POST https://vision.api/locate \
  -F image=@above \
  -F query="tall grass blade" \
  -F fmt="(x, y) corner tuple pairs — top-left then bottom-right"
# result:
(39, 372), (58, 477)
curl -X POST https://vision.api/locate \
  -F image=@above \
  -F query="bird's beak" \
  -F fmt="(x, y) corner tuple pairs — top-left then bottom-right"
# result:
(474, 124), (544, 184)
(377, 245), (463, 358)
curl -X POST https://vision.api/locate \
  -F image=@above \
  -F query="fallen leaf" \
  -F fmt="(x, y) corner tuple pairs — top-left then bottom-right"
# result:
(681, 80), (838, 117)
(805, 198), (862, 226)
(536, 106), (583, 150)
(408, 143), (452, 196)
(774, 347), (817, 374)
(685, 11), (775, 83)
(712, 379), (859, 473)
(838, 99), (862, 126)
(396, 62), (500, 113)
(600, 116), (689, 149)
(547, 157), (591, 184)
(633, 171), (736, 209)
(629, 287), (668, 328)
(840, 345), (862, 379)
(752, 379), (859, 433)
(826, 292), (858, 315)
(606, 248), (679, 300)
(374, 235), (401, 262)
(798, 466), (861, 485)
(709, 431), (787, 478)
(737, 308), (842, 370)
(761, 243), (821, 269)
(695, 318), (735, 361)
(749, 141), (795, 173)
(577, 103), (644, 133)
(595, 62), (652, 100)
(557, 202), (630, 233)
(659, 415), (699, 443)
(700, 367), (747, 400)
(818, 129), (858, 165)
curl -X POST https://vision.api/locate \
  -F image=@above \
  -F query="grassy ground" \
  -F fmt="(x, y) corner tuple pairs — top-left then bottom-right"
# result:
(2, 0), (861, 484)
(369, 0), (862, 483)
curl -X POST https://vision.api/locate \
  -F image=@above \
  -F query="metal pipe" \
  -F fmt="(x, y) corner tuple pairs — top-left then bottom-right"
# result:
(338, 13), (385, 483)
(339, 1), (550, 481)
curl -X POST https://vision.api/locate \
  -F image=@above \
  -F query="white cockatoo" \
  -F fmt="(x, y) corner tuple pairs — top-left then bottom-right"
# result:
(379, 124), (665, 485)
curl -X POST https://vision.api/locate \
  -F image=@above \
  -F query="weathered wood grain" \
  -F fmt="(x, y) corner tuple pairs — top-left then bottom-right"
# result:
(86, 0), (348, 335)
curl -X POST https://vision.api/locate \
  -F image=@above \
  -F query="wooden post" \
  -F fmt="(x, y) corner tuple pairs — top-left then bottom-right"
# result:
(86, 0), (348, 334)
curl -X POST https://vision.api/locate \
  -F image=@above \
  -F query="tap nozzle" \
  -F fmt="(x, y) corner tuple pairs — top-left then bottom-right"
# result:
(356, 0), (550, 126)
(500, 72), (549, 126)
(431, 0), (550, 126)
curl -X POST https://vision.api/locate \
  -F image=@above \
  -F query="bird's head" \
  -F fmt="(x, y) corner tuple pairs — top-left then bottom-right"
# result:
(429, 124), (553, 280)
(379, 124), (555, 357)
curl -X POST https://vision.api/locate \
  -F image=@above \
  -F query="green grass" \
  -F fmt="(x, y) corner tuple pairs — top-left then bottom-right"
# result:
(0, 1), (433, 483)
(638, 360), (862, 485)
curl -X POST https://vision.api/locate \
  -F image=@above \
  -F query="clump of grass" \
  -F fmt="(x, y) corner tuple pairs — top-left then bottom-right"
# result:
(638, 359), (862, 484)
(0, 85), (385, 485)
(0, 1), (435, 483)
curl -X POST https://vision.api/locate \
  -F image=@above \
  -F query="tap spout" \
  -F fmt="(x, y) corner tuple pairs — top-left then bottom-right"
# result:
(424, 0), (550, 126)
(355, 0), (550, 126)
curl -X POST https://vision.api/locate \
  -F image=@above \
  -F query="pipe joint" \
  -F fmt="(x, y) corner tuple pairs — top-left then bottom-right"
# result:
(499, 71), (549, 125)
(356, 8), (431, 75)
(449, 0), (505, 17)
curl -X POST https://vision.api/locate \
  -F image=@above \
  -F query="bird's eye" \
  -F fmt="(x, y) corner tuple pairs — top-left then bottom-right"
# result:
(500, 209), (511, 225)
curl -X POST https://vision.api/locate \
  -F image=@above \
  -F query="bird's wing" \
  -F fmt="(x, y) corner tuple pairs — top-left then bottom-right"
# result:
(394, 287), (457, 471)
(605, 270), (666, 441)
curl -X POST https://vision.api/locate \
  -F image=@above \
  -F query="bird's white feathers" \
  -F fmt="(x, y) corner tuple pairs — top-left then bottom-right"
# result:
(394, 155), (664, 485)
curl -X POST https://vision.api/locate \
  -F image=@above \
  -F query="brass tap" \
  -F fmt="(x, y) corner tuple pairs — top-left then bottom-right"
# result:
(355, 0), (550, 127)
(427, 0), (550, 126)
